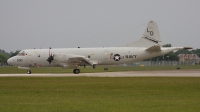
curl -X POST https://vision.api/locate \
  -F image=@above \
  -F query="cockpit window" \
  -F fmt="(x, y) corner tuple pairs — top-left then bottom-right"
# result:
(17, 51), (26, 56)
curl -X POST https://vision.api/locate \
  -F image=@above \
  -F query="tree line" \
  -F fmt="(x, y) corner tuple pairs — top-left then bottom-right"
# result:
(0, 49), (20, 63)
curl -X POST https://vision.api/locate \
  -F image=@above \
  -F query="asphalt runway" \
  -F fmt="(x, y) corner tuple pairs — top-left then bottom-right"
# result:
(0, 70), (200, 77)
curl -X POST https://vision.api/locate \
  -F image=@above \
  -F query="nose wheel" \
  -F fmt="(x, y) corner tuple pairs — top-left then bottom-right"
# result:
(73, 69), (80, 74)
(27, 70), (31, 74)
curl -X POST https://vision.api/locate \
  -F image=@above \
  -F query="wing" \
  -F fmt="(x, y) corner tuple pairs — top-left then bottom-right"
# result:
(53, 54), (95, 67)
(67, 57), (93, 66)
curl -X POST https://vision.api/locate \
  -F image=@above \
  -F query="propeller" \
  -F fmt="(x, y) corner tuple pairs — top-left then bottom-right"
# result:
(47, 47), (54, 64)
(47, 47), (54, 73)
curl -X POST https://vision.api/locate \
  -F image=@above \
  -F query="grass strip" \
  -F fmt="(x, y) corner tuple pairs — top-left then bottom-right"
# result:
(0, 77), (200, 112)
(0, 65), (200, 74)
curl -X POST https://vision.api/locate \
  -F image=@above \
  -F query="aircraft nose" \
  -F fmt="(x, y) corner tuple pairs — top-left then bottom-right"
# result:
(7, 57), (14, 65)
(7, 58), (11, 65)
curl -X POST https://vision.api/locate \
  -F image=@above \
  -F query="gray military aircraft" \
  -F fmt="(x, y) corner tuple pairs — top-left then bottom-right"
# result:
(7, 21), (192, 74)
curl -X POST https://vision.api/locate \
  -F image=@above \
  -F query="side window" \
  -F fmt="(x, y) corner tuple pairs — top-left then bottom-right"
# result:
(21, 52), (25, 56)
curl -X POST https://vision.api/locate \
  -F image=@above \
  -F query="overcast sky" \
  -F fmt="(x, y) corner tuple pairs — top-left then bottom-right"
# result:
(0, 0), (199, 52)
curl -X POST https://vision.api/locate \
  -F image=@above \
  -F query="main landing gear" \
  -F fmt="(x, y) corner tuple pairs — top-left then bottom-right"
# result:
(72, 65), (95, 74)
(27, 70), (31, 74)
(73, 69), (80, 74)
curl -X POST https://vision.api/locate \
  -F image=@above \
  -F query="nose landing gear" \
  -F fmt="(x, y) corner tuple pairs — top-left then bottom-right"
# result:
(27, 70), (31, 74)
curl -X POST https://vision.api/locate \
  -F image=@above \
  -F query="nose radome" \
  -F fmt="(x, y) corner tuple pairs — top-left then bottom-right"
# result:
(7, 58), (11, 64)
(7, 58), (14, 65)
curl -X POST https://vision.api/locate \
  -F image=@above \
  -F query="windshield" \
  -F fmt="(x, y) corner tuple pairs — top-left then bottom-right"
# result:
(17, 51), (26, 56)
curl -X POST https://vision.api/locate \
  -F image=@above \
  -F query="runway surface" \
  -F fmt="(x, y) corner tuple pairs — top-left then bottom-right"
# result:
(0, 70), (200, 77)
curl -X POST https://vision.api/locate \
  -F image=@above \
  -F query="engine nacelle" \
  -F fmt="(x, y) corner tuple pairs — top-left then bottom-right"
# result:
(53, 54), (69, 63)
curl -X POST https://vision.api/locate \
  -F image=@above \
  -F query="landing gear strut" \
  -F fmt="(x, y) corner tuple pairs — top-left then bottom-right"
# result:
(93, 65), (96, 69)
(73, 69), (80, 74)
(27, 70), (31, 74)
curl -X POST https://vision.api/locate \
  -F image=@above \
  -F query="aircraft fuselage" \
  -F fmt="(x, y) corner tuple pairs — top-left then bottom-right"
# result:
(8, 47), (175, 68)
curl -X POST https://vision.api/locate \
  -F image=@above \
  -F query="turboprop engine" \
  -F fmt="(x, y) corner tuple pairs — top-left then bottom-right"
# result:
(53, 53), (70, 63)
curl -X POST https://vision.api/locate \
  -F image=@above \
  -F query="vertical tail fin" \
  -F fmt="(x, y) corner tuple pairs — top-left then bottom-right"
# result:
(122, 21), (162, 47)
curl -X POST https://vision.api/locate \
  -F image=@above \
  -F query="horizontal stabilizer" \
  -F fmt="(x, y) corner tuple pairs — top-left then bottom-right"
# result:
(172, 47), (193, 50)
(146, 45), (161, 51)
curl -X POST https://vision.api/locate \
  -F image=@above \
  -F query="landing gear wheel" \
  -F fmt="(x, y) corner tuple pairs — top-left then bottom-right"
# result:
(27, 70), (31, 74)
(73, 69), (80, 74)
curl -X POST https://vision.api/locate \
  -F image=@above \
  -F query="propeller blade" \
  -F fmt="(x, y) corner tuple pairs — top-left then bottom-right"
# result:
(47, 47), (54, 64)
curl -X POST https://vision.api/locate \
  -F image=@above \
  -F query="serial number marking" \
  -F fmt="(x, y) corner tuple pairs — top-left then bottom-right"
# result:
(17, 59), (23, 62)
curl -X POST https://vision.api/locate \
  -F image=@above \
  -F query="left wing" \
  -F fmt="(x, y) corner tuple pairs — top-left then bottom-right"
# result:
(53, 54), (94, 66)
(67, 56), (93, 66)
